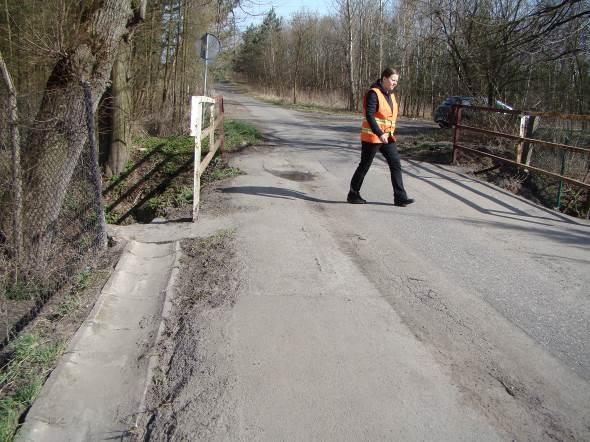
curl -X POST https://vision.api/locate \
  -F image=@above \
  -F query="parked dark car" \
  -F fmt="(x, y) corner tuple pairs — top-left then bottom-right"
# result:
(434, 96), (474, 128)
(434, 96), (513, 128)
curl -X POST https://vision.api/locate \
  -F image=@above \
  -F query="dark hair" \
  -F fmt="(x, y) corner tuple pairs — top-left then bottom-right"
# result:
(381, 68), (399, 79)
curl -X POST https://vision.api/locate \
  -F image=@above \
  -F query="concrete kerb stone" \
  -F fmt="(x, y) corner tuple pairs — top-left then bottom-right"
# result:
(15, 239), (177, 442)
(132, 239), (182, 433)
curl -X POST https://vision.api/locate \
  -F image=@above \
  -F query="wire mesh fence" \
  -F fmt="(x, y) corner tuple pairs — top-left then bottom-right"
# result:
(0, 83), (106, 343)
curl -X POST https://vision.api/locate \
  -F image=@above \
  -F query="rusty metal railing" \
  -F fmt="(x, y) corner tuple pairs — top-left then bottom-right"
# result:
(451, 105), (590, 192)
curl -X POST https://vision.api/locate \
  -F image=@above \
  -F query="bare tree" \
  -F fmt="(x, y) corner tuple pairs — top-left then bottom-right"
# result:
(16, 0), (146, 261)
(335, 0), (360, 110)
(108, 38), (132, 176)
(430, 0), (590, 105)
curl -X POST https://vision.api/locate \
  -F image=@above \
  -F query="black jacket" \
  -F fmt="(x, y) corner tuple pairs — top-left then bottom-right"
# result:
(365, 79), (394, 137)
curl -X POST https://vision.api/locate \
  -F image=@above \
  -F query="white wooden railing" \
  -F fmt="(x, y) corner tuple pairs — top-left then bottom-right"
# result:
(190, 95), (224, 221)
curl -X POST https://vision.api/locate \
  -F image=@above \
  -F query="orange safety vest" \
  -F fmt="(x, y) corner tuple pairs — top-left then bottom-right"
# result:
(360, 87), (398, 143)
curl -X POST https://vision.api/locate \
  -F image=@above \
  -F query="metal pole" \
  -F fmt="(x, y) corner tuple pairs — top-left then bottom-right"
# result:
(203, 33), (209, 96)
(1, 51), (22, 280)
(82, 81), (108, 249)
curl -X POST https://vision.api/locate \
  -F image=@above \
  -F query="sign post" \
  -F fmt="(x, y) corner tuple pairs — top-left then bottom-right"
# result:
(198, 33), (221, 96)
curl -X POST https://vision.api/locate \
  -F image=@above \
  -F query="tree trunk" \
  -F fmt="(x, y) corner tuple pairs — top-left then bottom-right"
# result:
(346, 0), (356, 111)
(107, 38), (132, 176)
(20, 0), (146, 261)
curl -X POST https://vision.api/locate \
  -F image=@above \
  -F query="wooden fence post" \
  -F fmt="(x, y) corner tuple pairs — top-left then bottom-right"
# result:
(191, 97), (203, 221)
(190, 95), (215, 221)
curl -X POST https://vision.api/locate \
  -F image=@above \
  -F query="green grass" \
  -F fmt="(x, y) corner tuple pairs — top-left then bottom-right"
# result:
(203, 166), (242, 181)
(174, 186), (193, 205)
(103, 119), (261, 221)
(4, 280), (47, 302)
(0, 333), (63, 441)
(183, 228), (235, 256)
(52, 267), (95, 319)
(224, 119), (263, 150)
(104, 210), (119, 224)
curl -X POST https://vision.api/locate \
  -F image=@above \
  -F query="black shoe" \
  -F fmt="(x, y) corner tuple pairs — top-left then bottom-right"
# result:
(394, 198), (415, 207)
(347, 190), (366, 204)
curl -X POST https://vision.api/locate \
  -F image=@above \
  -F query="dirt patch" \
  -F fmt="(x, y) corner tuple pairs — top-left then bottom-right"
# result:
(400, 143), (453, 164)
(136, 229), (243, 441)
(397, 127), (454, 164)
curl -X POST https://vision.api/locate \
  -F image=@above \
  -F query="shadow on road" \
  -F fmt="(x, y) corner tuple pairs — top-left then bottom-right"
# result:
(218, 186), (395, 207)
(404, 159), (586, 228)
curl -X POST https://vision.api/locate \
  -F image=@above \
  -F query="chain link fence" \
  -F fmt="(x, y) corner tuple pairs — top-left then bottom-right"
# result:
(0, 83), (106, 343)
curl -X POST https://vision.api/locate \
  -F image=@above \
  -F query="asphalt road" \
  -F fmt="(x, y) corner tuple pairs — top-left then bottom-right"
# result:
(163, 84), (590, 440)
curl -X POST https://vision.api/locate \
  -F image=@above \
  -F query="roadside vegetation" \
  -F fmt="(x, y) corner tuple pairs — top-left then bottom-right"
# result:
(103, 119), (262, 224)
(0, 256), (120, 442)
(0, 116), (260, 441)
(0, 334), (62, 441)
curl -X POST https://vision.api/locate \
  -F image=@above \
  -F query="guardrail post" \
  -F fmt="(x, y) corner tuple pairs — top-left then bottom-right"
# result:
(523, 115), (537, 171)
(555, 137), (568, 210)
(218, 97), (225, 159)
(209, 99), (215, 163)
(190, 95), (219, 222)
(191, 97), (204, 221)
(516, 115), (526, 164)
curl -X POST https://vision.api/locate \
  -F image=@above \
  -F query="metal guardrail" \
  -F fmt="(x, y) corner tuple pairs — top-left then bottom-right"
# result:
(190, 95), (225, 221)
(451, 104), (590, 191)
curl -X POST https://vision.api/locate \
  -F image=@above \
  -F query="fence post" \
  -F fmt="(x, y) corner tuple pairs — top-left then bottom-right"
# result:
(218, 97), (225, 159)
(209, 99), (215, 161)
(191, 97), (203, 221)
(0, 52), (22, 280)
(555, 137), (568, 210)
(516, 115), (526, 164)
(523, 116), (537, 171)
(82, 81), (108, 250)
(190, 95), (218, 221)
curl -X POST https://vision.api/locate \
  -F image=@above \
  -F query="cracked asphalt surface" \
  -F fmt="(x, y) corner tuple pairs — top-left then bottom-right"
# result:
(143, 84), (590, 441)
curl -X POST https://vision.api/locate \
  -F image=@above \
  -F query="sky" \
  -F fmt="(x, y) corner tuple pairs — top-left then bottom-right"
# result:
(235, 0), (332, 28)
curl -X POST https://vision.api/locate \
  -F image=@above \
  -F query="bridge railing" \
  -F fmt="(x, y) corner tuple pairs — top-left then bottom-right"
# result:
(452, 105), (590, 210)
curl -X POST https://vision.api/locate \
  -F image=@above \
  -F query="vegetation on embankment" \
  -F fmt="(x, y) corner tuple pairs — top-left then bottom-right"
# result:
(0, 118), (261, 441)
(0, 252), (121, 442)
(103, 119), (262, 224)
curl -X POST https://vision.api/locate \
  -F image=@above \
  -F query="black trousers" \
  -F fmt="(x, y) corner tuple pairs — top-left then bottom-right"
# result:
(350, 141), (408, 202)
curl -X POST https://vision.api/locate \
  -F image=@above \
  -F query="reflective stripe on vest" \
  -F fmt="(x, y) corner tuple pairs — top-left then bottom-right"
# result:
(360, 87), (398, 143)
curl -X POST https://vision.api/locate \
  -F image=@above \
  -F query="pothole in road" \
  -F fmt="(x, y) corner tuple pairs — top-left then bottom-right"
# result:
(265, 168), (316, 182)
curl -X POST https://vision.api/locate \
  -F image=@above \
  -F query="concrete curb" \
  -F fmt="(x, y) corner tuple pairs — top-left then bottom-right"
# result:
(133, 240), (183, 432)
(15, 240), (177, 442)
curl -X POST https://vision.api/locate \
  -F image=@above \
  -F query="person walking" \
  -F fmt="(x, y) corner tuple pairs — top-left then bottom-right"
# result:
(347, 68), (414, 207)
